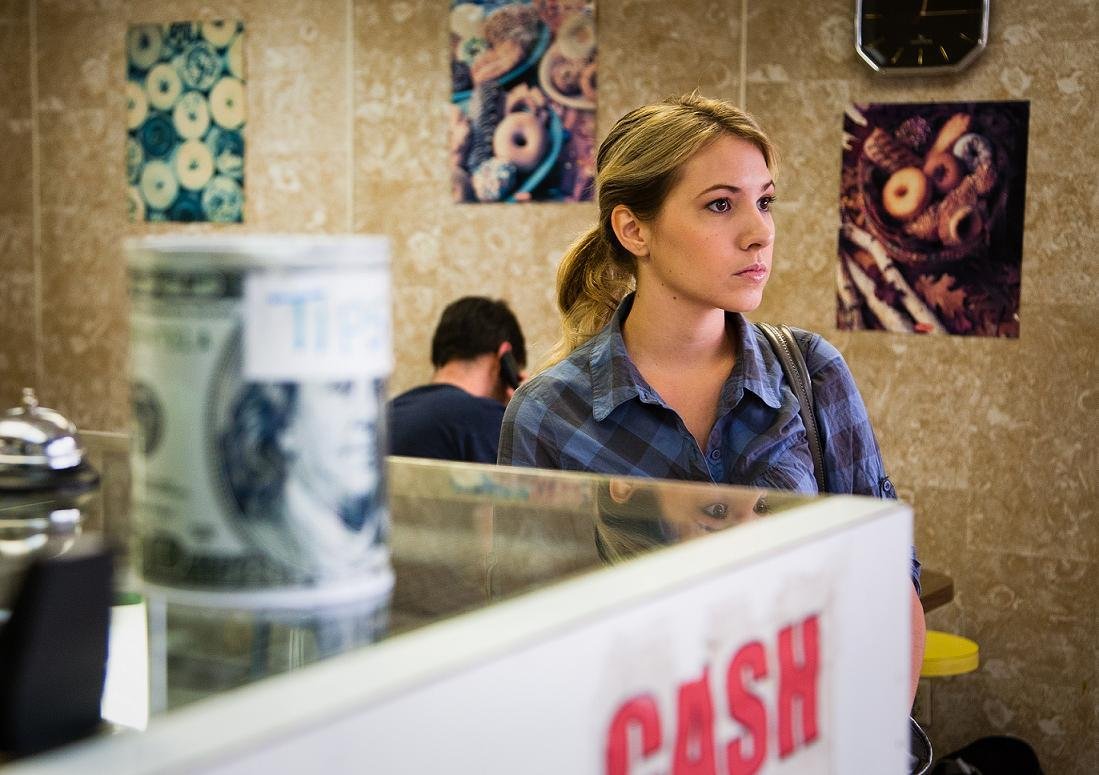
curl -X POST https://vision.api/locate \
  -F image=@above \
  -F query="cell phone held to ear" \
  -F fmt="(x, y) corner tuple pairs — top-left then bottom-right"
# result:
(500, 351), (521, 390)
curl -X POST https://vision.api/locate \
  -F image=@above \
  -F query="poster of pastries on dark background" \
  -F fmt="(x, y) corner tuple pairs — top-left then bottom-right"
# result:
(837, 101), (1029, 337)
(450, 0), (596, 203)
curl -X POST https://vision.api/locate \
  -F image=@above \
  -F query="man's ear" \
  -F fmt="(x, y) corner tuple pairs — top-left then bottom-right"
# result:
(610, 204), (649, 259)
(496, 341), (512, 358)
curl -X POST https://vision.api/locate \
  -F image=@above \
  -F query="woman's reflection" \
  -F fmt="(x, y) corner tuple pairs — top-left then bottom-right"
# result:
(593, 479), (771, 562)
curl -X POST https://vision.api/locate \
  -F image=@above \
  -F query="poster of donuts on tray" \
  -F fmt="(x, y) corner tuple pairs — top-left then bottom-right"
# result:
(838, 101), (1030, 338)
(450, 0), (596, 203)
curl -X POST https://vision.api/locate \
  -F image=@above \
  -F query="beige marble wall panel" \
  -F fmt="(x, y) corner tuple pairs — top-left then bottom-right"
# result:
(597, 0), (741, 128)
(34, 5), (129, 430)
(0, 216), (36, 401)
(942, 548), (1098, 762)
(1001, 38), (1099, 308)
(0, 1), (28, 19)
(933, 674), (1097, 770)
(35, 7), (120, 109)
(247, 149), (351, 231)
(37, 0), (126, 12)
(0, 15), (35, 401)
(37, 204), (130, 429)
(38, 108), (120, 211)
(124, 1), (246, 25)
(746, 0), (1098, 769)
(0, 20), (33, 213)
(843, 333), (1003, 492)
(247, 4), (350, 161)
(967, 302), (1097, 559)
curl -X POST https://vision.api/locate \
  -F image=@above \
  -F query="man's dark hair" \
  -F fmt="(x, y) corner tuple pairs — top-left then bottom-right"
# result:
(430, 296), (527, 368)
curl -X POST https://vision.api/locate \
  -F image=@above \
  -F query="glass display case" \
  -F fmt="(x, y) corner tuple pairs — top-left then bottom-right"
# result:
(2, 448), (916, 773)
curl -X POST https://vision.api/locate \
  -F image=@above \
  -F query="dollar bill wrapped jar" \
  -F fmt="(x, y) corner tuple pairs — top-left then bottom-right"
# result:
(125, 235), (392, 608)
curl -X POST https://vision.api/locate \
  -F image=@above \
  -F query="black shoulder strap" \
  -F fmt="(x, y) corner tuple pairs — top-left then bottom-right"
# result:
(755, 323), (827, 493)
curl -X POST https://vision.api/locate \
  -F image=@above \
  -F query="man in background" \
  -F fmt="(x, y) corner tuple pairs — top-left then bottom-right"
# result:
(387, 296), (526, 464)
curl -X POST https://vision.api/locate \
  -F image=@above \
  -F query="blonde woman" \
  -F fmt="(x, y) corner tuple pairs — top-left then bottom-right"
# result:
(498, 93), (925, 703)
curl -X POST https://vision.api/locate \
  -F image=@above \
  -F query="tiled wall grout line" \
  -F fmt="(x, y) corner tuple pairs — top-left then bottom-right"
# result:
(346, 0), (354, 233)
(738, 0), (748, 110)
(29, 0), (43, 390)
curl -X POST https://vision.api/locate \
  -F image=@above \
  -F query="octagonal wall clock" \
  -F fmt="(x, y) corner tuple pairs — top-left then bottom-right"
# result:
(856, 0), (990, 75)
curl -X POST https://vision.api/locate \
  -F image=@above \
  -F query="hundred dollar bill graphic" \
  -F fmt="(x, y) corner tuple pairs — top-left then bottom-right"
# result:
(128, 245), (392, 604)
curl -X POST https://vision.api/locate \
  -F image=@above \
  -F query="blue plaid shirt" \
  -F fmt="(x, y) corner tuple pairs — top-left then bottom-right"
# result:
(499, 293), (920, 588)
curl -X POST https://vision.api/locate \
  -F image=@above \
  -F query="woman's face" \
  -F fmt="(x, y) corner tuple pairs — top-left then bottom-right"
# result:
(638, 134), (775, 314)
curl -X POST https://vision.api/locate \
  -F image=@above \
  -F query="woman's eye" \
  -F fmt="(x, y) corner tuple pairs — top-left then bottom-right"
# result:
(758, 195), (776, 212)
(701, 502), (728, 518)
(706, 198), (732, 213)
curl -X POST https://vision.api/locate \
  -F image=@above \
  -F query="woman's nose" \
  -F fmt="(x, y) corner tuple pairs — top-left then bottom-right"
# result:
(738, 208), (775, 252)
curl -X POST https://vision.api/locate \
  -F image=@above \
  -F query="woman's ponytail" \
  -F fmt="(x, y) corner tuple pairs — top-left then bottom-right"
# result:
(544, 224), (634, 368)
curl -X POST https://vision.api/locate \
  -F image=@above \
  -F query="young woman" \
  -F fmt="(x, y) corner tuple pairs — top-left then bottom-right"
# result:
(498, 93), (925, 701)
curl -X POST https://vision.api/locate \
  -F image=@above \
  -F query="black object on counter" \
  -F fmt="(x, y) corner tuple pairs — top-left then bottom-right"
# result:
(0, 536), (113, 757)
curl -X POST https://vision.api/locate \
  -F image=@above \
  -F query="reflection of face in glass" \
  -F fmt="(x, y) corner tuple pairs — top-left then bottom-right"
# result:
(595, 479), (772, 563)
(652, 484), (767, 540)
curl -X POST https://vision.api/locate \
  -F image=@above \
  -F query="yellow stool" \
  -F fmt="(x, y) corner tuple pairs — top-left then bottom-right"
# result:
(921, 630), (979, 677)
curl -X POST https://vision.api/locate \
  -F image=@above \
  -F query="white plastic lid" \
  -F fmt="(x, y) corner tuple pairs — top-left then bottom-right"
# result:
(124, 234), (391, 271)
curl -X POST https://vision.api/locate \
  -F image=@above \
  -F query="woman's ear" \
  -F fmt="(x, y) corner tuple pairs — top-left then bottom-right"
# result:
(608, 479), (636, 504)
(610, 204), (649, 259)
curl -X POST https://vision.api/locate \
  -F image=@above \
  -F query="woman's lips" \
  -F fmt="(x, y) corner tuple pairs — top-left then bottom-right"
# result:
(735, 263), (769, 283)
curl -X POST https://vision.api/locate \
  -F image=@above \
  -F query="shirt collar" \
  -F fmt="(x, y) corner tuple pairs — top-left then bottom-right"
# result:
(728, 313), (785, 410)
(587, 292), (785, 421)
(588, 294), (659, 421)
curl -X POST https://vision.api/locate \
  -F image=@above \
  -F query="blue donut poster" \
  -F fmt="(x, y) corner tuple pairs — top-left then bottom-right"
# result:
(837, 101), (1029, 337)
(126, 21), (245, 223)
(449, 0), (597, 203)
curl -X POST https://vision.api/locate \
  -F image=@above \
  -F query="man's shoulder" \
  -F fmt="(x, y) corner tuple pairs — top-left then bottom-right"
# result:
(390, 384), (501, 416)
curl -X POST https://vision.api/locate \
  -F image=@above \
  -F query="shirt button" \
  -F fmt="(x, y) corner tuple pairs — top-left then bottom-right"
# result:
(709, 449), (722, 461)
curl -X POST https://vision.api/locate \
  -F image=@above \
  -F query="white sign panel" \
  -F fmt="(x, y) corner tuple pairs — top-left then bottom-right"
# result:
(244, 270), (392, 380)
(209, 503), (911, 774)
(11, 498), (911, 775)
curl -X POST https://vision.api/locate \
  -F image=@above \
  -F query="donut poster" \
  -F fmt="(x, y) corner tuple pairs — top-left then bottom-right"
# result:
(449, 0), (597, 203)
(837, 101), (1029, 337)
(126, 21), (246, 223)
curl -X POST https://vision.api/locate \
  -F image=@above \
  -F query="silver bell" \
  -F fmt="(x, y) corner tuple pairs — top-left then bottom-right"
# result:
(0, 389), (98, 491)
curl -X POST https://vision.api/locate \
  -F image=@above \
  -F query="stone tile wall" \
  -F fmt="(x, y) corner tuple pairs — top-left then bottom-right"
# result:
(0, 1), (1094, 770)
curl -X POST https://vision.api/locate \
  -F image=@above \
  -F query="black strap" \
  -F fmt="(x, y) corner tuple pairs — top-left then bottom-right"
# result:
(755, 323), (827, 493)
